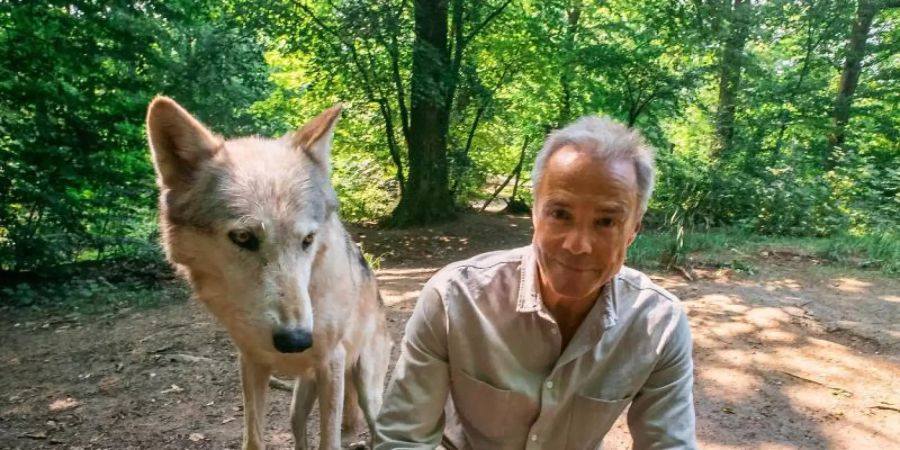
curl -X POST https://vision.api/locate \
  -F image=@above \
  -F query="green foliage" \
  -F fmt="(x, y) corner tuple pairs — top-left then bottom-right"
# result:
(628, 228), (898, 275)
(1, 0), (897, 284)
(0, 1), (273, 271)
(823, 231), (900, 274)
(1, 277), (189, 314)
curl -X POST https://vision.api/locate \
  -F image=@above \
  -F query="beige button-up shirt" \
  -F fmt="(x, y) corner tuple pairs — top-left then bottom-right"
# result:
(375, 245), (696, 450)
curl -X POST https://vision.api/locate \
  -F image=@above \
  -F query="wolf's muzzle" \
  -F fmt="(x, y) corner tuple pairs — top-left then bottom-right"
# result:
(273, 328), (314, 353)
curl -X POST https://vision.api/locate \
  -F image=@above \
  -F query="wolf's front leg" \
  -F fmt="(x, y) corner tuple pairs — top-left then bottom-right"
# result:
(291, 378), (317, 450)
(240, 355), (271, 450)
(316, 344), (347, 450)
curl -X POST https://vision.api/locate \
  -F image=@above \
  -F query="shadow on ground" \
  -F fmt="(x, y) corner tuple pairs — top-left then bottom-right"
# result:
(0, 213), (897, 449)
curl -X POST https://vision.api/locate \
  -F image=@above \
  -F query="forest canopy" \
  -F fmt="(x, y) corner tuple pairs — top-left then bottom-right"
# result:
(1, 0), (897, 272)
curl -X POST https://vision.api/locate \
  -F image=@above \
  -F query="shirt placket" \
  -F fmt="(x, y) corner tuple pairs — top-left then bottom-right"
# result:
(524, 365), (563, 450)
(523, 273), (619, 449)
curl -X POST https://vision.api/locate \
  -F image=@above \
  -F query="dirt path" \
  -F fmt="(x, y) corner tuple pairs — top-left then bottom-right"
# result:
(1, 214), (898, 449)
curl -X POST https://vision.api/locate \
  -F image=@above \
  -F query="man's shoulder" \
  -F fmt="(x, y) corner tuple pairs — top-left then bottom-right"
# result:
(616, 265), (682, 307)
(425, 246), (527, 291)
(615, 266), (690, 344)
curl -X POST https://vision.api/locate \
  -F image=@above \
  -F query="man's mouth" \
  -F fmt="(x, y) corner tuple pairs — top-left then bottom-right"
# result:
(554, 259), (598, 273)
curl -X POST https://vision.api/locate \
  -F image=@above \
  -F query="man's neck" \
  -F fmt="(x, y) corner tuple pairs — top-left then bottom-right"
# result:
(541, 288), (598, 321)
(538, 274), (604, 349)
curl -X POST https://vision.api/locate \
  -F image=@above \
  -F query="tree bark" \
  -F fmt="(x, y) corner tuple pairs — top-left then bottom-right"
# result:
(558, 0), (582, 126)
(826, 0), (879, 170)
(390, 0), (512, 225)
(391, 0), (455, 225)
(714, 0), (751, 159)
(770, 9), (838, 163)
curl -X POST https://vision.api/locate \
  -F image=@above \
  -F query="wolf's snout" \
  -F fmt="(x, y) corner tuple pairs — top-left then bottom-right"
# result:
(273, 328), (314, 353)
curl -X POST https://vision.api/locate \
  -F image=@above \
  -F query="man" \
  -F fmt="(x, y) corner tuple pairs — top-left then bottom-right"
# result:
(375, 116), (696, 450)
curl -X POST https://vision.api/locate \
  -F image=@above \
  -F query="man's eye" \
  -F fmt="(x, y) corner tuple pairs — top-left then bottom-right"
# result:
(229, 230), (260, 251)
(549, 209), (570, 220)
(596, 218), (615, 228)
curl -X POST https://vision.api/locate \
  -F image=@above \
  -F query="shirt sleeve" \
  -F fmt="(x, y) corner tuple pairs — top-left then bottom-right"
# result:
(627, 306), (697, 450)
(374, 278), (451, 449)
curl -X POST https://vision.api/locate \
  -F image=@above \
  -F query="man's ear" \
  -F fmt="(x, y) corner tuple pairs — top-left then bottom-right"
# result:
(627, 219), (643, 246)
(290, 104), (342, 172)
(146, 96), (222, 191)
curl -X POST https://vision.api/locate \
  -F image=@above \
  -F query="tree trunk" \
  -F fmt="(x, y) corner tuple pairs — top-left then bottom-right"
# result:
(557, 1), (582, 127)
(826, 0), (878, 170)
(391, 0), (455, 225)
(714, 0), (751, 159)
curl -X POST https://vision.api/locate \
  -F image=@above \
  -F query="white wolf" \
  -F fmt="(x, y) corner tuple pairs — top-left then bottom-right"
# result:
(146, 97), (392, 450)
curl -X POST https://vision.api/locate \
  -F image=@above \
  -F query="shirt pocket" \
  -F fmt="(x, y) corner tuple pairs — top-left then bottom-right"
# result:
(449, 367), (533, 445)
(567, 394), (631, 450)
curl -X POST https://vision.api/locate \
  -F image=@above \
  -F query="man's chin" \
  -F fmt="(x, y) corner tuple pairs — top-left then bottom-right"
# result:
(545, 280), (600, 302)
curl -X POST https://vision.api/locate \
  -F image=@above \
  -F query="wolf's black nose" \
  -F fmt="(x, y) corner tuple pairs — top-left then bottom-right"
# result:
(273, 328), (314, 353)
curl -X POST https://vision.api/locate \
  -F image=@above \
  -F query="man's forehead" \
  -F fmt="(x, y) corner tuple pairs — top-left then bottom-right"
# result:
(543, 148), (637, 189)
(547, 145), (636, 176)
(544, 193), (630, 212)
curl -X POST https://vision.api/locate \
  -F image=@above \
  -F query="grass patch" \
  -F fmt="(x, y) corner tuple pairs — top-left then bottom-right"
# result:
(628, 228), (899, 275)
(1, 278), (190, 316)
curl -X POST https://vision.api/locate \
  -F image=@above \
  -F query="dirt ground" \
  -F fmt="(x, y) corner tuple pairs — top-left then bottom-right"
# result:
(1, 213), (898, 450)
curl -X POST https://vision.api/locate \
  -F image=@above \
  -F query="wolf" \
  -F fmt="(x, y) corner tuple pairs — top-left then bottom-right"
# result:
(146, 97), (393, 450)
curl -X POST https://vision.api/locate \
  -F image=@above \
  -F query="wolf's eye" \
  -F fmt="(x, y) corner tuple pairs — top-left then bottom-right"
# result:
(229, 230), (259, 251)
(302, 232), (315, 250)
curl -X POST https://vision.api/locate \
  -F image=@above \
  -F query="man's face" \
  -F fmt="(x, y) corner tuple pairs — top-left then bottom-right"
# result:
(532, 145), (641, 301)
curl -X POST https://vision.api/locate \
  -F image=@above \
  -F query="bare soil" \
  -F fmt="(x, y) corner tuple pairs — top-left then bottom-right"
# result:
(1, 213), (898, 449)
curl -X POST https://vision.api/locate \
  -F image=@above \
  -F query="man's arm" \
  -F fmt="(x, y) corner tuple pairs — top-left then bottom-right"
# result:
(627, 308), (697, 450)
(374, 280), (451, 449)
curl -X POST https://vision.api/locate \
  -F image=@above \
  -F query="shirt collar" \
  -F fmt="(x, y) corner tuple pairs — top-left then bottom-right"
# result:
(517, 245), (619, 330)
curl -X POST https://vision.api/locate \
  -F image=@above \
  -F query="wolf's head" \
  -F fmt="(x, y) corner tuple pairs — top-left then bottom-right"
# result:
(147, 96), (343, 354)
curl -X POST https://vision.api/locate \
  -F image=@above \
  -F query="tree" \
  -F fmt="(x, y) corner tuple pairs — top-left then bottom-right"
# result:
(827, 0), (900, 169)
(713, 0), (753, 158)
(245, 0), (513, 225)
(0, 0), (272, 271)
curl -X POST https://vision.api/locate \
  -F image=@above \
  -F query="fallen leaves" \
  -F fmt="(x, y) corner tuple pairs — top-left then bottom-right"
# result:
(49, 397), (80, 412)
(188, 432), (206, 442)
(160, 384), (184, 394)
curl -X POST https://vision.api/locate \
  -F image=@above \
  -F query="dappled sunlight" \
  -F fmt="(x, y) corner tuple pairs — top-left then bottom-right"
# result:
(720, 302), (750, 314)
(697, 365), (762, 398)
(377, 268), (436, 307)
(743, 307), (792, 329)
(380, 290), (420, 307)
(757, 328), (796, 344)
(649, 274), (688, 290)
(762, 278), (803, 292)
(376, 267), (438, 282)
(707, 321), (757, 342)
(680, 278), (900, 449)
(879, 295), (900, 304)
(829, 277), (872, 294)
(696, 442), (802, 450)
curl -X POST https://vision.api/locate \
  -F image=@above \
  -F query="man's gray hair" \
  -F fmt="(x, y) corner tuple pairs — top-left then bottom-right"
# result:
(531, 116), (656, 215)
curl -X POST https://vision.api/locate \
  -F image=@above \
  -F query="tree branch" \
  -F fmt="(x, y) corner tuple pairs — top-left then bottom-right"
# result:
(378, 99), (406, 193)
(464, 0), (514, 45)
(388, 32), (411, 140)
(295, 2), (406, 191)
(480, 137), (533, 212)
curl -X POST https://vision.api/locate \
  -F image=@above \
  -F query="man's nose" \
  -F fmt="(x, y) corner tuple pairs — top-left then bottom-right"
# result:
(562, 228), (592, 255)
(272, 327), (314, 353)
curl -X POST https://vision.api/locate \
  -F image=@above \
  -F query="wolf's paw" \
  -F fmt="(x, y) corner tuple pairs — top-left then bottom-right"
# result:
(346, 441), (368, 450)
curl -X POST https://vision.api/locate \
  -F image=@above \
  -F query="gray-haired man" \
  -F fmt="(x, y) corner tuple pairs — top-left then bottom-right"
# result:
(375, 117), (697, 449)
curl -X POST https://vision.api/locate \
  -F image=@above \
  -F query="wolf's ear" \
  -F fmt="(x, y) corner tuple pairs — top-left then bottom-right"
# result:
(291, 104), (342, 171)
(146, 96), (222, 190)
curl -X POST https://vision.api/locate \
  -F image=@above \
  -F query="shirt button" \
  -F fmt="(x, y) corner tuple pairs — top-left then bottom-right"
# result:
(546, 381), (554, 389)
(531, 434), (538, 442)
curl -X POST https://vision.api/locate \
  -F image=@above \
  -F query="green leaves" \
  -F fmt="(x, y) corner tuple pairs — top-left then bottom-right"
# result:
(1, 0), (897, 273)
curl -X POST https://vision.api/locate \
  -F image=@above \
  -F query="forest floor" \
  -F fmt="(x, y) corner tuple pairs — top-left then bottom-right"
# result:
(1, 213), (898, 449)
